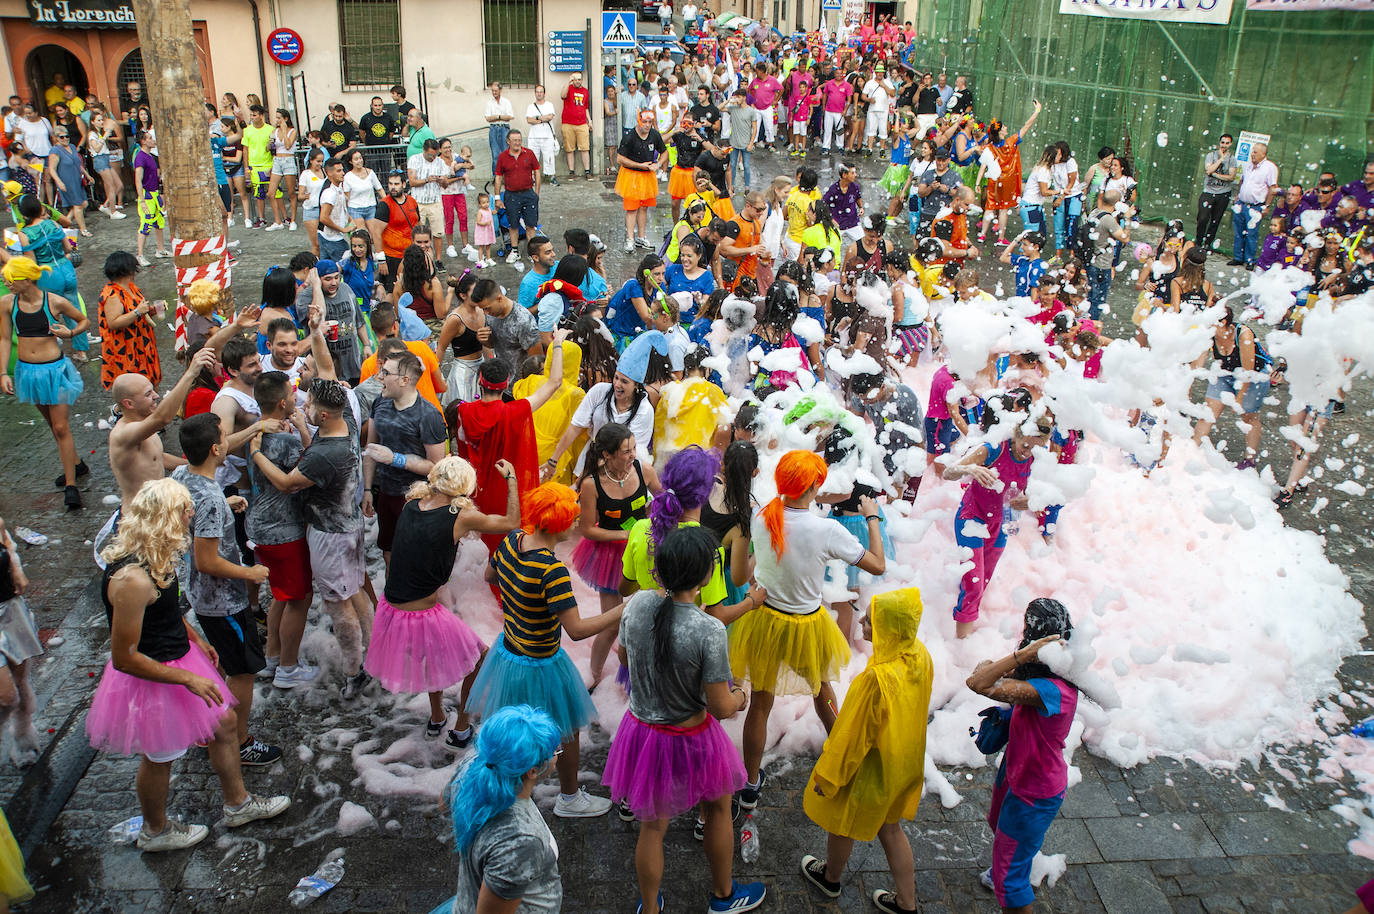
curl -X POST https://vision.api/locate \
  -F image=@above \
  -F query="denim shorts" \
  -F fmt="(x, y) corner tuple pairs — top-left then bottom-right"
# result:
(302, 205), (320, 222)
(347, 204), (374, 221)
(91, 153), (111, 173)
(1204, 373), (1270, 414)
(271, 155), (299, 176)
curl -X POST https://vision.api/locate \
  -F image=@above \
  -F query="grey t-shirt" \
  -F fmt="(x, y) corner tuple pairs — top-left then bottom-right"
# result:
(619, 590), (731, 725)
(452, 798), (561, 914)
(246, 431), (305, 545)
(1086, 210), (1121, 269)
(916, 165), (964, 219)
(727, 105), (759, 146)
(1203, 150), (1239, 195)
(296, 282), (367, 381)
(172, 466), (248, 618)
(486, 303), (540, 374)
(370, 395), (447, 495)
(297, 407), (363, 534)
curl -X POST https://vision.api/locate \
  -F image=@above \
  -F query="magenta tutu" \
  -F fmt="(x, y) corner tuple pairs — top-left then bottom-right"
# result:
(602, 710), (747, 821)
(364, 598), (485, 693)
(569, 537), (628, 591)
(86, 642), (235, 758)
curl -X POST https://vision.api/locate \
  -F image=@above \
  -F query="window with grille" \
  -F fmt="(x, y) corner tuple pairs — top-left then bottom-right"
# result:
(483, 0), (539, 88)
(338, 0), (402, 89)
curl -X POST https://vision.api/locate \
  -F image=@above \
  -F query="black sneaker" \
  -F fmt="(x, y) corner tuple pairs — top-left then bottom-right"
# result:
(341, 669), (371, 700)
(736, 770), (766, 810)
(443, 726), (474, 752)
(871, 889), (916, 913)
(425, 715), (449, 740)
(1226, 258), (1244, 266)
(1333, 400), (1346, 415)
(549, 177), (560, 186)
(616, 800), (635, 822)
(693, 817), (705, 841)
(54, 460), (89, 487)
(801, 855), (841, 898)
(1273, 488), (1294, 509)
(239, 738), (282, 767)
(64, 485), (82, 511)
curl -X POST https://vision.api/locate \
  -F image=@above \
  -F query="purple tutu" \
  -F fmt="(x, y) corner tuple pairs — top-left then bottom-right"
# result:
(602, 710), (747, 821)
(86, 642), (235, 758)
(365, 598), (485, 694)
(569, 537), (628, 592)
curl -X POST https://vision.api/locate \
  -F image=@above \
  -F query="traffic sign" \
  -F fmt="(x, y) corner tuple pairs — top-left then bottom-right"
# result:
(266, 27), (303, 66)
(549, 30), (586, 73)
(601, 10), (637, 48)
(821, 0), (841, 10)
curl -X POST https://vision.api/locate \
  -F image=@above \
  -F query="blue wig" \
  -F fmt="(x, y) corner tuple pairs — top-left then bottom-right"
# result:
(448, 705), (561, 854)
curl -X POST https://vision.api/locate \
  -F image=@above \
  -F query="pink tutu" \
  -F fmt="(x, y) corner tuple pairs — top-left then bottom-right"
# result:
(569, 537), (628, 592)
(86, 642), (235, 758)
(602, 710), (747, 821)
(365, 598), (485, 694)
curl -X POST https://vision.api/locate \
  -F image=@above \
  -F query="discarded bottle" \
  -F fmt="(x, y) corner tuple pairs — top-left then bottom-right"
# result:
(740, 813), (759, 863)
(107, 815), (143, 845)
(1352, 720), (1374, 738)
(288, 853), (345, 908)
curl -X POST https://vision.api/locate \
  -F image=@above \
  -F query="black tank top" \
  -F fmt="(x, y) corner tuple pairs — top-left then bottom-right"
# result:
(1178, 285), (1210, 312)
(593, 461), (649, 531)
(101, 556), (191, 663)
(11, 293), (54, 338)
(699, 492), (735, 542)
(384, 499), (461, 603)
(449, 317), (482, 358)
(1212, 327), (1245, 372)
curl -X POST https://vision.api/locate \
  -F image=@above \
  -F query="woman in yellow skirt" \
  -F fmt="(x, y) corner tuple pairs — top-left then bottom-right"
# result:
(0, 807), (34, 910)
(728, 450), (887, 811)
(615, 110), (669, 253)
(798, 587), (933, 914)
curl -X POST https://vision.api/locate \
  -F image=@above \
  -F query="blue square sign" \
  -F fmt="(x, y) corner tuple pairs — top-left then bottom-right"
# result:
(601, 10), (637, 48)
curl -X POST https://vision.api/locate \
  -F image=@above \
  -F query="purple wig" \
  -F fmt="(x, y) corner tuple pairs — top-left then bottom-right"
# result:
(649, 446), (721, 546)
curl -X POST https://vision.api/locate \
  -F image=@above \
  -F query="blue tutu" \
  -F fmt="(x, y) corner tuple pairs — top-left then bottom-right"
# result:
(465, 634), (597, 742)
(14, 357), (83, 406)
(825, 509), (895, 591)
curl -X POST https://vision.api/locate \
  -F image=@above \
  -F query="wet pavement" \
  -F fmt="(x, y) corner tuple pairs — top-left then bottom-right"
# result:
(1, 143), (1372, 913)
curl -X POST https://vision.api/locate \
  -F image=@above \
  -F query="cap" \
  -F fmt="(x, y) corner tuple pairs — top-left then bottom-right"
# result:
(934, 145), (951, 159)
(315, 259), (341, 276)
(2, 180), (22, 199)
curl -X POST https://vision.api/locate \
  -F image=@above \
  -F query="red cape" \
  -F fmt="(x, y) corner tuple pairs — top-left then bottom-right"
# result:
(454, 397), (539, 554)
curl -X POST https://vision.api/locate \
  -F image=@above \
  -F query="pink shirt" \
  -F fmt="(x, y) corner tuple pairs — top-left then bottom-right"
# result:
(750, 76), (782, 109)
(820, 79), (852, 114)
(1005, 678), (1078, 799)
(926, 364), (955, 420)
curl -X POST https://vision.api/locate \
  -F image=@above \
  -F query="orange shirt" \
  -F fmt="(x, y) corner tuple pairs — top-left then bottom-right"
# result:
(359, 339), (444, 410)
(729, 213), (762, 284)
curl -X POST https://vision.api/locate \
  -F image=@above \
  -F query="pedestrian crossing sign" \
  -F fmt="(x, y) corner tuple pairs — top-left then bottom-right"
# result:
(821, 0), (841, 9)
(602, 10), (637, 48)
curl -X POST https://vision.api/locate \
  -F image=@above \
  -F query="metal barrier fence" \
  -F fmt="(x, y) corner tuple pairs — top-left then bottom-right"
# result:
(290, 126), (498, 178)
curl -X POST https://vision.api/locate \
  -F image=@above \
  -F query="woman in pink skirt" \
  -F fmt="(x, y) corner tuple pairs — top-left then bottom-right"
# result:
(602, 524), (768, 914)
(570, 422), (661, 686)
(365, 455), (520, 751)
(88, 478), (290, 852)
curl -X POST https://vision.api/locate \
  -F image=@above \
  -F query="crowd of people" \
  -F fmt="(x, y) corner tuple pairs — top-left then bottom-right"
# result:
(0, 15), (1370, 914)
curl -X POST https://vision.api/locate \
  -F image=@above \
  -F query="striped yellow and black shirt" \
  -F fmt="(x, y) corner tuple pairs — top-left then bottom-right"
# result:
(493, 531), (579, 659)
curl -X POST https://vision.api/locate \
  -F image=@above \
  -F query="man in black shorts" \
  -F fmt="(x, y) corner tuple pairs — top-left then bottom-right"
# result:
(172, 413), (282, 767)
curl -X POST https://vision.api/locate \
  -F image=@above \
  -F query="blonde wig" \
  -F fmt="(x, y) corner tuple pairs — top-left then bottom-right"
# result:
(99, 478), (193, 588)
(406, 455), (477, 511)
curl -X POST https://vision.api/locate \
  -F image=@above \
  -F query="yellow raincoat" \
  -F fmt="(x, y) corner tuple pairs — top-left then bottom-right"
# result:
(803, 587), (933, 842)
(512, 341), (585, 484)
(653, 376), (728, 470)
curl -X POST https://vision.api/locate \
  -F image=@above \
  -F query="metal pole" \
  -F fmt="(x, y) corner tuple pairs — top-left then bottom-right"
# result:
(1219, 0), (1248, 138)
(586, 16), (594, 176)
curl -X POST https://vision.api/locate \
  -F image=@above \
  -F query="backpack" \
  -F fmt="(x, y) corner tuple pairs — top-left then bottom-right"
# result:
(1071, 210), (1105, 264)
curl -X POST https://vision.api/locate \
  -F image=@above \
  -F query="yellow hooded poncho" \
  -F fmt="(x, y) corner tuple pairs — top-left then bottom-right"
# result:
(803, 587), (933, 842)
(512, 340), (585, 484)
(652, 376), (728, 470)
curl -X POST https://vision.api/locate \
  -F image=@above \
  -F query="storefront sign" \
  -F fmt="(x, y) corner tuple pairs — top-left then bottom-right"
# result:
(27, 0), (136, 28)
(1247, 0), (1374, 8)
(1058, 0), (1234, 25)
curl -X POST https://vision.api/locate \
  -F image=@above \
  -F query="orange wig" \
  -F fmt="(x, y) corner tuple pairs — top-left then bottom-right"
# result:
(761, 450), (829, 558)
(521, 482), (580, 535)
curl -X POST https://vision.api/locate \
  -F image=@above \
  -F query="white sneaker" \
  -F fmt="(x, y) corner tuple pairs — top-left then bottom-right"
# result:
(553, 788), (613, 819)
(265, 223), (284, 232)
(978, 867), (995, 892)
(462, 244), (478, 258)
(624, 238), (635, 253)
(446, 244), (459, 259)
(153, 249), (171, 258)
(110, 210), (127, 220)
(226, 217), (235, 228)
(273, 663), (319, 689)
(257, 656), (279, 680)
(505, 251), (521, 264)
(137, 255), (152, 267)
(137, 819), (209, 852)
(223, 793), (291, 828)
(288, 221), (297, 231)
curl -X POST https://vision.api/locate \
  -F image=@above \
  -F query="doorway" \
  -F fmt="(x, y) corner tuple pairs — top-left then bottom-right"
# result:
(25, 45), (86, 115)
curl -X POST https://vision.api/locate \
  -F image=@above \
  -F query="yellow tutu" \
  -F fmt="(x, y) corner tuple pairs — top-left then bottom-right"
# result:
(729, 604), (851, 696)
(0, 809), (33, 904)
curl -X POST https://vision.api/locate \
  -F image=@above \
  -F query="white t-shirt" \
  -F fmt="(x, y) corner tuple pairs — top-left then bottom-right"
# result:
(570, 383), (654, 473)
(17, 118), (52, 157)
(682, 3), (697, 21)
(317, 183), (348, 240)
(1023, 165), (1051, 205)
(301, 170), (327, 209)
(342, 169), (383, 208)
(1238, 158), (1279, 206)
(863, 79), (891, 113)
(1052, 156), (1082, 198)
(750, 507), (864, 614)
(484, 97), (515, 123)
(659, 1), (672, 15)
(526, 101), (556, 141)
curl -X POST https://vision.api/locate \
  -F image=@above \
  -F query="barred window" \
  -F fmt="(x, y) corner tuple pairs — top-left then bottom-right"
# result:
(484, 0), (539, 88)
(339, 0), (402, 89)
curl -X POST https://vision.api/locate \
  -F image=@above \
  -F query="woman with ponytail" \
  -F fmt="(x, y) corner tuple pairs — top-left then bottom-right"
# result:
(571, 423), (662, 686)
(465, 483), (623, 820)
(603, 525), (766, 914)
(438, 704), (563, 914)
(364, 456), (520, 750)
(729, 449), (886, 812)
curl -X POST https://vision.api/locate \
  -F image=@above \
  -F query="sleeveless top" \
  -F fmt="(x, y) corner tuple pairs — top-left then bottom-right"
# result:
(383, 500), (461, 604)
(11, 292), (54, 338)
(699, 496), (735, 542)
(593, 461), (649, 531)
(102, 556), (190, 663)
(449, 315), (483, 358)
(1177, 283), (1210, 312)
(958, 442), (1034, 527)
(1212, 327), (1245, 373)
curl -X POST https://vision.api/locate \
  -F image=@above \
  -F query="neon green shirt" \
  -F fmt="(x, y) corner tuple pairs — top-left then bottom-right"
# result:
(242, 123), (273, 170)
(622, 519), (728, 607)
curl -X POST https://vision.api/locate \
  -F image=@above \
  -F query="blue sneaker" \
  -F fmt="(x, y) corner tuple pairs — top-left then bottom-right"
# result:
(634, 892), (663, 913)
(708, 881), (766, 912)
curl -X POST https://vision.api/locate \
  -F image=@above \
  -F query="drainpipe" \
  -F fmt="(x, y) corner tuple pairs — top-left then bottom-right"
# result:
(247, 0), (270, 106)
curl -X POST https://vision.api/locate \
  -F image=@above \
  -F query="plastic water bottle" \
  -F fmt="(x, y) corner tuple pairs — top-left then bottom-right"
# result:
(107, 815), (143, 845)
(288, 853), (345, 907)
(1002, 504), (1021, 536)
(1353, 719), (1374, 738)
(740, 813), (759, 863)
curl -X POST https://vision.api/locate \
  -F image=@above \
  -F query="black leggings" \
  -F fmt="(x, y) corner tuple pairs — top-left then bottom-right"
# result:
(1196, 191), (1230, 250)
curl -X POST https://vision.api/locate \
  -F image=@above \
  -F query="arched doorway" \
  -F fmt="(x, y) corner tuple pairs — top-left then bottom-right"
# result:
(24, 45), (87, 115)
(116, 49), (144, 103)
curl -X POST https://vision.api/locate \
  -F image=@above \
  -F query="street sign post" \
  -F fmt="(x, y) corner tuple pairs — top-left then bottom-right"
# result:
(601, 10), (637, 48)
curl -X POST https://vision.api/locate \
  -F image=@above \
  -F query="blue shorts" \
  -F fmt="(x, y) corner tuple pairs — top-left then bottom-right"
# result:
(1204, 373), (1270, 414)
(923, 416), (959, 456)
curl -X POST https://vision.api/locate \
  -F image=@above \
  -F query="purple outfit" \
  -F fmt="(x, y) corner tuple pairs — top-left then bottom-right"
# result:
(1255, 234), (1289, 272)
(952, 442), (1033, 624)
(133, 149), (160, 192)
(821, 179), (863, 231)
(1340, 180), (1374, 220)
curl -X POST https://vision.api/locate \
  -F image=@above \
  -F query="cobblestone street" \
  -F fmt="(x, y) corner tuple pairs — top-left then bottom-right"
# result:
(1, 145), (1372, 913)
